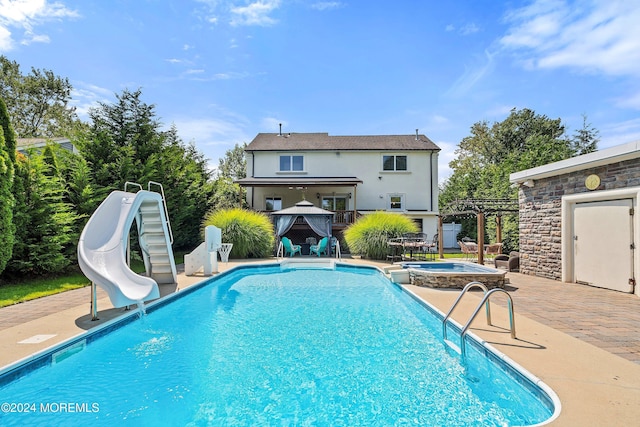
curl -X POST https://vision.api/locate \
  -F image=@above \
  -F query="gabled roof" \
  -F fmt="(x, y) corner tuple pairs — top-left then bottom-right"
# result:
(246, 132), (440, 152)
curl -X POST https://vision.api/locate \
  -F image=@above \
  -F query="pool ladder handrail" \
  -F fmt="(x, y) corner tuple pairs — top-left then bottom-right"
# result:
(442, 281), (491, 342)
(459, 288), (516, 356)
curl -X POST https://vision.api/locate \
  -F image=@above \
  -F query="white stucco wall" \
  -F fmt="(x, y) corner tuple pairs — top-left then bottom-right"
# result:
(246, 149), (439, 237)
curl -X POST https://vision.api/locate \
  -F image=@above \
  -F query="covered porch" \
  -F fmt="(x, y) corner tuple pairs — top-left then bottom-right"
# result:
(235, 176), (363, 229)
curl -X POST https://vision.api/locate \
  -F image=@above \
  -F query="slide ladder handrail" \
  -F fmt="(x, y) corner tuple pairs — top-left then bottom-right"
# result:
(442, 281), (491, 341)
(460, 288), (516, 357)
(124, 181), (143, 193)
(148, 181), (174, 245)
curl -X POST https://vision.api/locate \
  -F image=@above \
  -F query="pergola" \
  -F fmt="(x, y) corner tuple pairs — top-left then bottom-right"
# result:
(437, 198), (519, 264)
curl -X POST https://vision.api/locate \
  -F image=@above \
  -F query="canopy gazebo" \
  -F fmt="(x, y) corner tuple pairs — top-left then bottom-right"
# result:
(271, 200), (335, 255)
(438, 198), (519, 264)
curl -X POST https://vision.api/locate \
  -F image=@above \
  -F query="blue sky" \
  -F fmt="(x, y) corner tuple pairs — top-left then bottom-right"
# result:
(1, 0), (640, 181)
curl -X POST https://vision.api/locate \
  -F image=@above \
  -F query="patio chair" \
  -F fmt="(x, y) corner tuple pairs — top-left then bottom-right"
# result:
(484, 243), (503, 261)
(281, 237), (301, 257)
(494, 251), (520, 272)
(310, 237), (328, 256)
(458, 241), (478, 261)
(427, 233), (438, 260)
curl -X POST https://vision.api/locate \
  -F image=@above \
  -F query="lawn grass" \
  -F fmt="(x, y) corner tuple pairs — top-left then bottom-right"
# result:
(0, 273), (91, 308)
(0, 252), (186, 308)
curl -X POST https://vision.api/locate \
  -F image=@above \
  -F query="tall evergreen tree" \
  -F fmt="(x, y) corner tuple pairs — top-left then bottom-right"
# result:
(0, 97), (15, 275)
(5, 153), (78, 275)
(78, 90), (215, 250)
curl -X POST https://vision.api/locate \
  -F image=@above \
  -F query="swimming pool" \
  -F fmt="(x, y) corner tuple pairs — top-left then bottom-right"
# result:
(397, 261), (508, 289)
(0, 264), (558, 426)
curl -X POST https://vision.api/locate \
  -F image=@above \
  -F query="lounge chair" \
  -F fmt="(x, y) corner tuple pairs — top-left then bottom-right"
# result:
(281, 237), (301, 257)
(310, 237), (328, 256)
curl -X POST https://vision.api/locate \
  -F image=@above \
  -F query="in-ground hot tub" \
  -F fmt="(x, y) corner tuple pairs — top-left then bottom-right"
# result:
(394, 261), (508, 289)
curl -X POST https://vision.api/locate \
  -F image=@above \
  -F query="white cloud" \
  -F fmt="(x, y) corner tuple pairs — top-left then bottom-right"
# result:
(446, 49), (496, 97)
(599, 117), (640, 148)
(500, 0), (640, 77)
(614, 90), (640, 110)
(169, 114), (252, 169)
(230, 0), (281, 27)
(0, 24), (12, 50)
(435, 140), (459, 184)
(70, 82), (113, 120)
(311, 2), (344, 11)
(0, 0), (79, 51)
(460, 23), (479, 35)
(261, 117), (288, 133)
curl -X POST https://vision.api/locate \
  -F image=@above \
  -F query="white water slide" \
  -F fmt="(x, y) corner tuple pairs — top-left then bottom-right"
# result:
(78, 188), (178, 308)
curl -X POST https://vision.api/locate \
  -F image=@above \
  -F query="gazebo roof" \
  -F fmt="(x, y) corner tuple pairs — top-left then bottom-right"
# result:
(271, 200), (335, 216)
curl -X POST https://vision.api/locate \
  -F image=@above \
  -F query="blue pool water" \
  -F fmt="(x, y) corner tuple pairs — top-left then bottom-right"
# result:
(401, 261), (499, 273)
(0, 265), (555, 426)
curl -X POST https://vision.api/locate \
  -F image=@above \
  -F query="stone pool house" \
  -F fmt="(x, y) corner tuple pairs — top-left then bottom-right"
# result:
(235, 130), (440, 246)
(511, 139), (640, 297)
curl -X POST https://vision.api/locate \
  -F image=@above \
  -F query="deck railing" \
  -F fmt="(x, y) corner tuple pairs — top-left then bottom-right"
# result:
(259, 209), (357, 225)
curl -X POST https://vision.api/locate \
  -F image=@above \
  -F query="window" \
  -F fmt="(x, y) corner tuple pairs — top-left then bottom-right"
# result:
(382, 155), (407, 171)
(279, 155), (304, 171)
(389, 194), (404, 211)
(265, 197), (282, 211)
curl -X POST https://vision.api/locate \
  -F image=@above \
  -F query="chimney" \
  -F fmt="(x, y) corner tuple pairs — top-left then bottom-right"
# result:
(415, 129), (419, 140)
(279, 123), (282, 136)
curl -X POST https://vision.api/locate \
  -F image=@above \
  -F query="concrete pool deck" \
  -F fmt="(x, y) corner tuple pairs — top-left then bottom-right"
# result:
(0, 258), (639, 426)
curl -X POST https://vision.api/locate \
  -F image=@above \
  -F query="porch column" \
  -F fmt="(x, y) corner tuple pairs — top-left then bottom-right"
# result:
(438, 215), (444, 259)
(352, 185), (357, 222)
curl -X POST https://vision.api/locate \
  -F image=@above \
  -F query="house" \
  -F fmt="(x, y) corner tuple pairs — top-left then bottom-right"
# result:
(236, 130), (440, 247)
(16, 137), (78, 155)
(510, 139), (640, 297)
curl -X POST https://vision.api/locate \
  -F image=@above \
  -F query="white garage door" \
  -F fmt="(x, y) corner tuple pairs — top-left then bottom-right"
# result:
(573, 199), (634, 293)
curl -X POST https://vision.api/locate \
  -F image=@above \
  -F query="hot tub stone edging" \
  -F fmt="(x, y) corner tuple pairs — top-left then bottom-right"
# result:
(408, 268), (508, 289)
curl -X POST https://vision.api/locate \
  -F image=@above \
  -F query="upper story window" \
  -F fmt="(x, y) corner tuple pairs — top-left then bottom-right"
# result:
(383, 155), (407, 171)
(280, 155), (304, 172)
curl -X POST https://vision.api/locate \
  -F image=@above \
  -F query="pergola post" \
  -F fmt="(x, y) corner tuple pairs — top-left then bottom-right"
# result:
(477, 211), (485, 265)
(438, 215), (444, 259)
(496, 215), (502, 244)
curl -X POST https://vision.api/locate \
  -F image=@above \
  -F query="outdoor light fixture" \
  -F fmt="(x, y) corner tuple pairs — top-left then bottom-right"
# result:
(316, 193), (320, 199)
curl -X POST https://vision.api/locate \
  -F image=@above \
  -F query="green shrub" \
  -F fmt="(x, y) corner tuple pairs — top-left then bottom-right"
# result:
(344, 212), (418, 260)
(203, 208), (274, 258)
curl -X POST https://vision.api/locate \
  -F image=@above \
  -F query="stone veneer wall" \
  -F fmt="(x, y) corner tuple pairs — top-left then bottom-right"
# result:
(519, 157), (640, 280)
